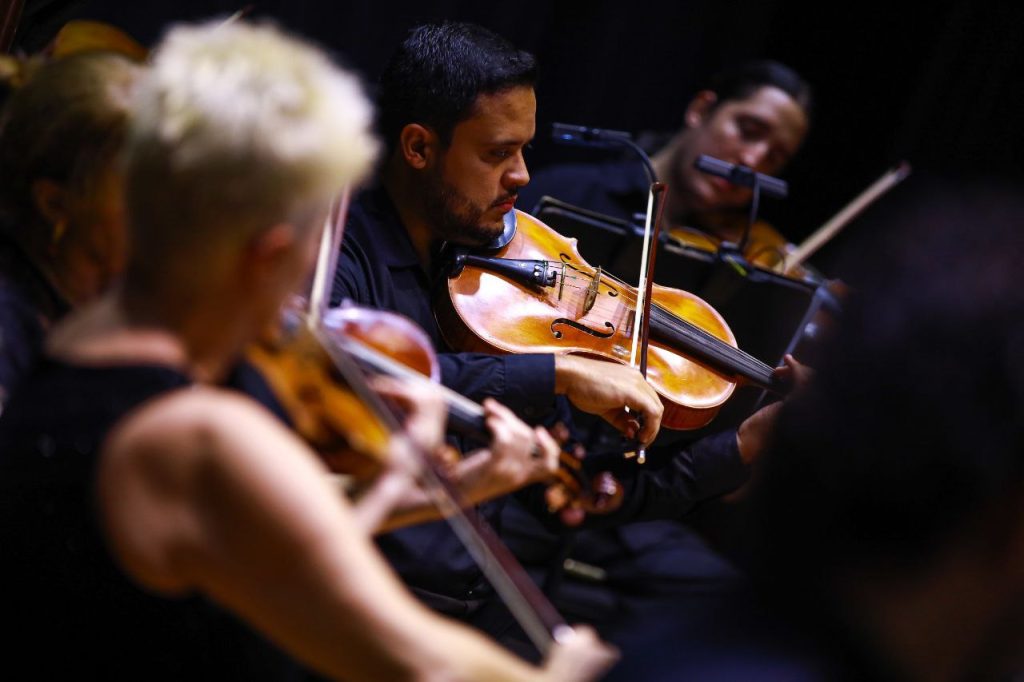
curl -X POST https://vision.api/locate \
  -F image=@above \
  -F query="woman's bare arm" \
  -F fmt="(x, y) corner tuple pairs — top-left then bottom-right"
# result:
(97, 387), (612, 681)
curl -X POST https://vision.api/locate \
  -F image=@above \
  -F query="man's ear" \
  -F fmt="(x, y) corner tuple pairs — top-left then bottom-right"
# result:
(685, 90), (719, 129)
(398, 123), (440, 170)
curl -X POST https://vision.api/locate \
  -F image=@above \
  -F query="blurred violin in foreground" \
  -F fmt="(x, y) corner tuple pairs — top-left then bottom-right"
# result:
(248, 298), (624, 517)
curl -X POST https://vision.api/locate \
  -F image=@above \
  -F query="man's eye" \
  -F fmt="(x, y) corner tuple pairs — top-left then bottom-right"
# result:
(737, 118), (766, 140)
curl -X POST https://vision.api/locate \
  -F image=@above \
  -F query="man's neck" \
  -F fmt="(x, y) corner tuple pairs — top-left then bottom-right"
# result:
(381, 160), (437, 269)
(652, 143), (748, 243)
(652, 140), (699, 229)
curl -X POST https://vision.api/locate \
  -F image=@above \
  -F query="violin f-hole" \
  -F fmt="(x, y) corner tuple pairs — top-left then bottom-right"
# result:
(551, 318), (616, 340)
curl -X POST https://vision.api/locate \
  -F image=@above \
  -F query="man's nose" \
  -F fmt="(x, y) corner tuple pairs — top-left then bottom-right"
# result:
(505, 150), (530, 189)
(739, 141), (770, 170)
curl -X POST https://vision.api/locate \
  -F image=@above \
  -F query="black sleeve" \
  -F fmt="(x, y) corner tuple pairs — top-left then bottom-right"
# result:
(521, 429), (749, 532)
(438, 352), (557, 420)
(0, 295), (44, 409)
(609, 429), (749, 522)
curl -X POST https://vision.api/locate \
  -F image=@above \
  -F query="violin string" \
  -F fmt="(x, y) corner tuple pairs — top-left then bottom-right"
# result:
(649, 306), (773, 381)
(338, 333), (594, 507)
(567, 265), (772, 374)
(547, 295), (772, 383)
(534, 261), (771, 377)
(341, 339), (487, 422)
(534, 262), (774, 382)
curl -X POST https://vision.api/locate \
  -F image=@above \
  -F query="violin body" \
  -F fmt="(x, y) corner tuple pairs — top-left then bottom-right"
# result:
(437, 210), (745, 430)
(668, 219), (819, 282)
(247, 306), (392, 480)
(324, 304), (440, 382)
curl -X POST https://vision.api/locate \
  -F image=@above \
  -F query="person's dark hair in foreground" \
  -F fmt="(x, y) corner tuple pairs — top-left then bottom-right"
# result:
(607, 179), (1024, 680)
(752, 179), (1024, 680)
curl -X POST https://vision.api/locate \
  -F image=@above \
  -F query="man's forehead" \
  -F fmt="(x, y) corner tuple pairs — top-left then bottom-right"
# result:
(457, 86), (537, 141)
(721, 86), (807, 146)
(729, 87), (806, 126)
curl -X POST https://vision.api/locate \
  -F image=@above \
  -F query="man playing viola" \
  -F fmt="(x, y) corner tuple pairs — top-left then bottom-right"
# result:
(331, 21), (794, 657)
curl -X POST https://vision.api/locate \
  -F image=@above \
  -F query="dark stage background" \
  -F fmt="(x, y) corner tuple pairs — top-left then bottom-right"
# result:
(10, 0), (1024, 279)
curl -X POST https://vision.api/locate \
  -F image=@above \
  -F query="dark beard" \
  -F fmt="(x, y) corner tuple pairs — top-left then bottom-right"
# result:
(423, 170), (504, 246)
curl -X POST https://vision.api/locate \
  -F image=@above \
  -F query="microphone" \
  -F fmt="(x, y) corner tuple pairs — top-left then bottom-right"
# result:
(693, 154), (788, 198)
(693, 155), (790, 255)
(550, 122), (656, 186)
(550, 123), (633, 147)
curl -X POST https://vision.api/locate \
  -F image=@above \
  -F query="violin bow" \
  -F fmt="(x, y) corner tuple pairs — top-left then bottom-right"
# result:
(625, 182), (668, 463)
(1, 0), (24, 53)
(218, 5), (256, 28)
(783, 161), (911, 275)
(304, 188), (572, 654)
(308, 187), (351, 327)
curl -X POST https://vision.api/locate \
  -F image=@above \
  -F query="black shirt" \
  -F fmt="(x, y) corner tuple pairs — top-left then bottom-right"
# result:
(0, 359), (302, 680)
(0, 234), (69, 411)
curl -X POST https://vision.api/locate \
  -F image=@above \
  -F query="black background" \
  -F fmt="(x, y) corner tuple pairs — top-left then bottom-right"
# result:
(13, 0), (1024, 277)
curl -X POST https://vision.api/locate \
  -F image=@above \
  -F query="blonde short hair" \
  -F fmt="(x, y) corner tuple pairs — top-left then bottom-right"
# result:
(125, 20), (377, 274)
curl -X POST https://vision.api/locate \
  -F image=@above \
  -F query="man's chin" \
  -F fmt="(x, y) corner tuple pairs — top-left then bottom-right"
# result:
(447, 221), (504, 247)
(697, 182), (748, 213)
(476, 212), (507, 236)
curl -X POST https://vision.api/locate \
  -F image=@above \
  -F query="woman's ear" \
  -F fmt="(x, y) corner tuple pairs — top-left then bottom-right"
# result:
(31, 178), (70, 244)
(239, 222), (300, 288)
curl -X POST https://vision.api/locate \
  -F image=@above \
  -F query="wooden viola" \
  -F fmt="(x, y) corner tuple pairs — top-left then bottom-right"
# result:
(246, 301), (396, 481)
(437, 209), (786, 431)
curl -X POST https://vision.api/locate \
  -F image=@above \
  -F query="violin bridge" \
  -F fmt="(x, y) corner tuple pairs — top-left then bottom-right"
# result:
(558, 262), (566, 300)
(583, 266), (601, 314)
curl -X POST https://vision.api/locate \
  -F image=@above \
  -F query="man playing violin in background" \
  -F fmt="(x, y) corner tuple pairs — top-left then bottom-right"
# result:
(520, 60), (812, 271)
(0, 20), (614, 680)
(331, 20), (799, 660)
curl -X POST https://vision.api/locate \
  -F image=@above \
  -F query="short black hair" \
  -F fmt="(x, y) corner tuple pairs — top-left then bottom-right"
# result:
(706, 60), (813, 121)
(750, 178), (1024, 598)
(378, 22), (537, 152)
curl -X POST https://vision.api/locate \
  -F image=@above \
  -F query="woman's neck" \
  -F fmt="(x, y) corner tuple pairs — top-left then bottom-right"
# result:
(47, 287), (245, 384)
